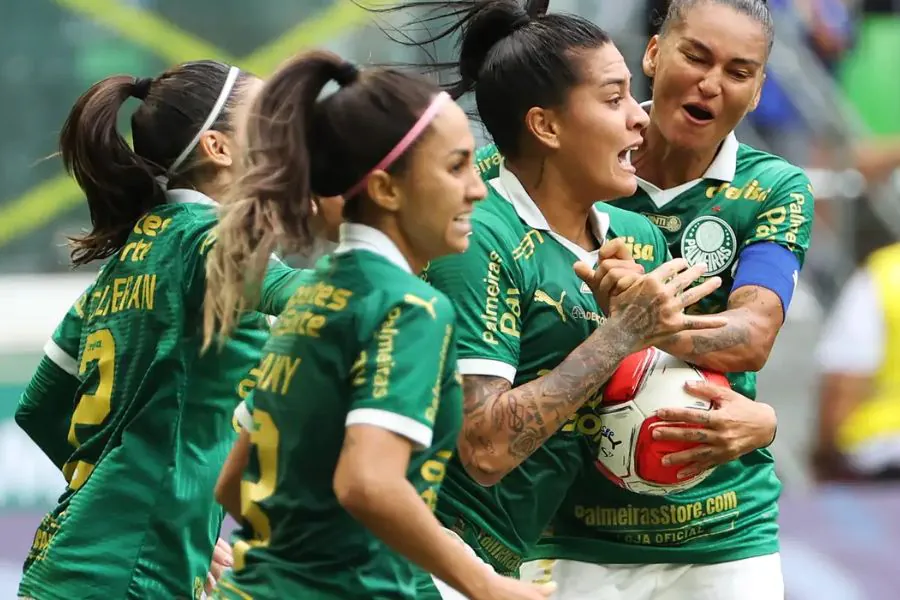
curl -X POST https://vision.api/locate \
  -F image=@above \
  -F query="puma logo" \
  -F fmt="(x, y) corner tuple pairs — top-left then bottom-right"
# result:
(404, 293), (438, 319)
(534, 289), (567, 322)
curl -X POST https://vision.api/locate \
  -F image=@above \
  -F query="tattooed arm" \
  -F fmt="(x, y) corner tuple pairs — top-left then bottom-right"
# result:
(657, 285), (784, 373)
(458, 259), (727, 486)
(459, 321), (639, 486)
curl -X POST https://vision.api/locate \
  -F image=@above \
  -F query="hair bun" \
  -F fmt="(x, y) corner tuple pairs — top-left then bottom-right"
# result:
(131, 77), (153, 100)
(333, 62), (360, 87)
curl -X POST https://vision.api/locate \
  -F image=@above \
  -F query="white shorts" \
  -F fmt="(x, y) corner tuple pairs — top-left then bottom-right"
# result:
(431, 529), (495, 599)
(519, 553), (784, 600)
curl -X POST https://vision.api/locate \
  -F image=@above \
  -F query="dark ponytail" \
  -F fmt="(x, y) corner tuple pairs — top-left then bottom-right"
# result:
(60, 60), (251, 268)
(204, 50), (440, 346)
(60, 76), (164, 266)
(367, 0), (610, 158)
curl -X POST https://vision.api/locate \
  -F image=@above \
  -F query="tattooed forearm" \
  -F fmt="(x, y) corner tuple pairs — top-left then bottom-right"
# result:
(687, 324), (752, 355)
(658, 285), (782, 372)
(458, 321), (639, 486)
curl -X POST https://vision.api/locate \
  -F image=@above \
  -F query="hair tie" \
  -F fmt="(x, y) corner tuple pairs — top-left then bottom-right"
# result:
(131, 77), (153, 101)
(334, 62), (360, 87)
(343, 92), (451, 198)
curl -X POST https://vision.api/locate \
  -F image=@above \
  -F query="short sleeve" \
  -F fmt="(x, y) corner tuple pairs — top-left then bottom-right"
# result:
(816, 268), (884, 373)
(743, 169), (815, 266)
(422, 222), (523, 383)
(345, 296), (457, 450)
(475, 144), (502, 181)
(44, 289), (89, 377)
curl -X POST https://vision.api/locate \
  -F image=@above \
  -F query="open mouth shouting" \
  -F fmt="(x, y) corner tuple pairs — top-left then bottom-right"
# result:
(682, 102), (715, 125)
(617, 142), (642, 173)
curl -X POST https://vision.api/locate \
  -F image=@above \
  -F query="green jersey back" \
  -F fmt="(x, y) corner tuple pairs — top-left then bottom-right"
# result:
(421, 166), (667, 576)
(20, 191), (302, 600)
(533, 134), (816, 565)
(223, 224), (463, 600)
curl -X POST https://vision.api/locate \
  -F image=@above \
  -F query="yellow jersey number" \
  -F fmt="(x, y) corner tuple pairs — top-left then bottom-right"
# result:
(62, 328), (116, 491)
(232, 409), (279, 570)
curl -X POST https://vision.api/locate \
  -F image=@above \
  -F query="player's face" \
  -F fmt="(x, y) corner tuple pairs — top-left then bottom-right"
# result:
(552, 44), (648, 199)
(645, 1), (767, 151)
(396, 100), (487, 263)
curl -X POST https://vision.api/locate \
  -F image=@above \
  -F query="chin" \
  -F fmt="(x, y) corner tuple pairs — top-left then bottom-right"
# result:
(447, 235), (470, 255)
(668, 124), (718, 151)
(611, 175), (638, 199)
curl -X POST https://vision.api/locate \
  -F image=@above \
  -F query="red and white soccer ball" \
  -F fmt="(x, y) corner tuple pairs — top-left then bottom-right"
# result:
(593, 347), (730, 496)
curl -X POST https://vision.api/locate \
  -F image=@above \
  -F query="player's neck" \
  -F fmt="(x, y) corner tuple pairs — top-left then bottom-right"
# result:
(364, 216), (428, 274)
(506, 160), (598, 252)
(633, 123), (719, 190)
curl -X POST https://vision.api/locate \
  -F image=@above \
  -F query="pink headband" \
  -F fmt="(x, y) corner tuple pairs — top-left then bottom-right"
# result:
(343, 91), (451, 198)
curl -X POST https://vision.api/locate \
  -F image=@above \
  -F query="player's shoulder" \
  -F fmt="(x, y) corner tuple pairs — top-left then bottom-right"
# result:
(123, 201), (217, 259)
(324, 251), (454, 324)
(735, 143), (811, 189)
(362, 274), (456, 330)
(471, 184), (530, 244)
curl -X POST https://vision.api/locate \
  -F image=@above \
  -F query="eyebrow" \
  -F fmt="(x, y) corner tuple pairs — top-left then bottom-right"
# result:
(449, 148), (471, 160)
(682, 37), (763, 68)
(599, 77), (628, 88)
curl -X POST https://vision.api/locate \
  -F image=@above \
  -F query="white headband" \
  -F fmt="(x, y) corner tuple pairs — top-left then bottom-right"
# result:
(158, 65), (241, 186)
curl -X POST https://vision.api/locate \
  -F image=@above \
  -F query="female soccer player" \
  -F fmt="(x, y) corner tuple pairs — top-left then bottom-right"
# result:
(203, 50), (555, 600)
(366, 0), (735, 597)
(14, 60), (306, 599)
(522, 0), (814, 598)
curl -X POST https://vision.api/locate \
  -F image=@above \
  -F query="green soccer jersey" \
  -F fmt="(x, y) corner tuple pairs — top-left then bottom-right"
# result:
(18, 189), (303, 600)
(531, 133), (816, 565)
(217, 223), (463, 600)
(419, 165), (667, 581)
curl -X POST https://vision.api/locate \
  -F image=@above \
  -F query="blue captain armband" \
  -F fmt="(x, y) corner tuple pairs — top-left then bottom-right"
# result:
(731, 242), (800, 317)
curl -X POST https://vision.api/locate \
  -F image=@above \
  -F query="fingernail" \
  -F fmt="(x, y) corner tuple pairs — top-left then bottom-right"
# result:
(653, 429), (662, 440)
(678, 469), (696, 480)
(662, 456), (672, 466)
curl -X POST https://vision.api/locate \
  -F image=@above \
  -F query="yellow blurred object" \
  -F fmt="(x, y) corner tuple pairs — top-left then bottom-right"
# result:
(836, 243), (900, 452)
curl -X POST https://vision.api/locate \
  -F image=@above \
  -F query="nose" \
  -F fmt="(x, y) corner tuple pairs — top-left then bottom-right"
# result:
(467, 172), (488, 204)
(697, 70), (723, 98)
(627, 95), (650, 131)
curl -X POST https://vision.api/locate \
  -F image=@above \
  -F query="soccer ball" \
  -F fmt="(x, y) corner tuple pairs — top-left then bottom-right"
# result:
(592, 347), (730, 496)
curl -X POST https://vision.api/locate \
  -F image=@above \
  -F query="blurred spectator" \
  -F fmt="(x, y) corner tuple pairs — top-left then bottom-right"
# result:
(813, 242), (900, 481)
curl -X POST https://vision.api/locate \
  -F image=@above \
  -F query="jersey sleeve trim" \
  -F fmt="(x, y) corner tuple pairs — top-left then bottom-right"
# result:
(233, 401), (254, 431)
(346, 408), (433, 450)
(43, 339), (78, 376)
(458, 358), (516, 383)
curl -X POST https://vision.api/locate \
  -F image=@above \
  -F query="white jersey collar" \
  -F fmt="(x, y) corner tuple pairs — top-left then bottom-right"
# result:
(335, 222), (413, 274)
(636, 100), (739, 208)
(488, 164), (609, 264)
(165, 188), (217, 206)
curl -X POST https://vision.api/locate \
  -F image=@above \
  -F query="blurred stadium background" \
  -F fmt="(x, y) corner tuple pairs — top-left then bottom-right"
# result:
(2, 0), (900, 598)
